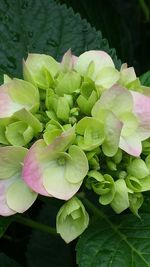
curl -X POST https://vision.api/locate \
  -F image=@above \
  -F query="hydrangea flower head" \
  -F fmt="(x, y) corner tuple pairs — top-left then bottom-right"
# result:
(0, 49), (150, 242)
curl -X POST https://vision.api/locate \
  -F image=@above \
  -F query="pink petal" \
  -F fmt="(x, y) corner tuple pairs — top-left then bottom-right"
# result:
(23, 140), (49, 196)
(131, 91), (150, 140)
(119, 134), (142, 156)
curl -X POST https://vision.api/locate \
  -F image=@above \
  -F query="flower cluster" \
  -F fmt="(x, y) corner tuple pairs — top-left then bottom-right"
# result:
(0, 50), (150, 242)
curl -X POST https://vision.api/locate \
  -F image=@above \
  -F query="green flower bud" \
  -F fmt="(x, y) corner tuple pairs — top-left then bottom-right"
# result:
(118, 171), (127, 179)
(77, 81), (98, 115)
(86, 170), (103, 190)
(126, 175), (142, 192)
(98, 174), (116, 205)
(55, 71), (81, 96)
(106, 159), (117, 171)
(127, 158), (149, 179)
(6, 121), (34, 146)
(142, 139), (150, 155)
(56, 197), (89, 243)
(129, 192), (143, 217)
(112, 149), (122, 164)
(111, 179), (129, 213)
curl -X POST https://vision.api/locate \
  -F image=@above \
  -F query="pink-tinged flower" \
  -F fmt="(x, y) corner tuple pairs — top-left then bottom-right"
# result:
(23, 127), (89, 200)
(0, 147), (37, 216)
(92, 85), (150, 157)
(0, 78), (39, 118)
(74, 50), (119, 89)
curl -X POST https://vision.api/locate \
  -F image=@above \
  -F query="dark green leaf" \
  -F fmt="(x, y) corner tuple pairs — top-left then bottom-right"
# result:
(77, 212), (150, 267)
(0, 0), (121, 78)
(0, 216), (12, 238)
(26, 202), (74, 267)
(0, 253), (21, 267)
(140, 71), (150, 86)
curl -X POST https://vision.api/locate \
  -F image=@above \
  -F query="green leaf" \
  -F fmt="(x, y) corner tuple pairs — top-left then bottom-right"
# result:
(0, 253), (21, 267)
(26, 202), (74, 267)
(77, 211), (150, 267)
(140, 71), (150, 86)
(0, 217), (12, 238)
(0, 0), (120, 78)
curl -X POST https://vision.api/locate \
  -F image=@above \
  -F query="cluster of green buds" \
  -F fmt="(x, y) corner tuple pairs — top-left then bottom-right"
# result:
(0, 49), (150, 243)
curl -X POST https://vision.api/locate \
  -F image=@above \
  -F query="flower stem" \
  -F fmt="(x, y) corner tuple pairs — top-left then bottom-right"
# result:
(13, 214), (57, 236)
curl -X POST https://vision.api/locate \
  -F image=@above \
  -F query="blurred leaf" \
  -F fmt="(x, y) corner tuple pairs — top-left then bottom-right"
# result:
(26, 202), (74, 267)
(0, 0), (120, 79)
(0, 253), (21, 267)
(0, 217), (12, 238)
(76, 212), (150, 267)
(140, 71), (150, 86)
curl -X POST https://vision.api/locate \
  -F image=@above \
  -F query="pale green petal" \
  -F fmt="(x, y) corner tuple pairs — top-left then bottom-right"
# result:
(92, 85), (133, 118)
(140, 176), (150, 192)
(102, 112), (123, 157)
(65, 145), (89, 183)
(5, 121), (34, 146)
(111, 179), (129, 213)
(13, 108), (43, 133)
(119, 133), (142, 156)
(56, 97), (70, 122)
(0, 146), (28, 179)
(55, 71), (81, 95)
(119, 66), (136, 86)
(127, 158), (149, 179)
(43, 129), (62, 145)
(4, 74), (12, 84)
(119, 112), (138, 137)
(43, 156), (82, 200)
(95, 67), (119, 88)
(9, 79), (39, 113)
(74, 50), (114, 80)
(23, 53), (59, 89)
(6, 179), (37, 213)
(76, 117), (104, 150)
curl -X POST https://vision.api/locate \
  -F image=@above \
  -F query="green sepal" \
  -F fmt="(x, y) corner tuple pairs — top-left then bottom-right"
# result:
(111, 179), (129, 213)
(127, 158), (149, 179)
(55, 71), (81, 96)
(125, 175), (142, 192)
(129, 192), (143, 217)
(99, 174), (116, 205)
